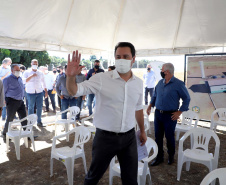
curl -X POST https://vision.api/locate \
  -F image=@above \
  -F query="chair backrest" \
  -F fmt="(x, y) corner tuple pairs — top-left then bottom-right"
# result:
(73, 126), (91, 149)
(181, 110), (199, 127)
(69, 106), (80, 121)
(189, 128), (220, 153)
(200, 168), (226, 185)
(25, 114), (37, 132)
(211, 108), (226, 123)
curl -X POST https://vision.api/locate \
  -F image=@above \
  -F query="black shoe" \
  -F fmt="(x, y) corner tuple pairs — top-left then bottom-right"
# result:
(37, 122), (46, 127)
(168, 157), (174, 165)
(44, 110), (49, 112)
(151, 158), (164, 166)
(28, 136), (38, 140)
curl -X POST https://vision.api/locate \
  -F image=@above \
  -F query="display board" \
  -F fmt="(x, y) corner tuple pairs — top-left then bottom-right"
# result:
(185, 54), (226, 120)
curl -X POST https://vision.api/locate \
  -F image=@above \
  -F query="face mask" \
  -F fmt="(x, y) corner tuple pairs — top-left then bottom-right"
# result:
(32, 65), (37, 70)
(44, 70), (48, 74)
(14, 71), (21, 78)
(160, 71), (166, 78)
(57, 70), (60, 73)
(115, 59), (132, 74)
(147, 68), (151, 71)
(94, 65), (99, 70)
(53, 71), (56, 74)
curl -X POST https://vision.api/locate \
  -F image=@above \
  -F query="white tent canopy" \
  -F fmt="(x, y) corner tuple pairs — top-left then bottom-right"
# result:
(0, 0), (226, 56)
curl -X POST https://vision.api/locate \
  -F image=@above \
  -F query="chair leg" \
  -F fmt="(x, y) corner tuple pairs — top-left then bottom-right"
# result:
(65, 158), (74, 185)
(50, 157), (54, 177)
(176, 131), (180, 141)
(186, 161), (191, 171)
(147, 170), (152, 185)
(6, 135), (10, 153)
(30, 135), (36, 152)
(24, 137), (28, 148)
(14, 138), (21, 160)
(82, 153), (87, 173)
(65, 124), (69, 142)
(55, 124), (57, 136)
(177, 157), (183, 181)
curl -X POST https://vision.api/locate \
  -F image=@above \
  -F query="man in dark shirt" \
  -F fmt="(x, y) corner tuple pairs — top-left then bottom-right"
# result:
(86, 60), (104, 115)
(2, 64), (27, 137)
(147, 63), (190, 166)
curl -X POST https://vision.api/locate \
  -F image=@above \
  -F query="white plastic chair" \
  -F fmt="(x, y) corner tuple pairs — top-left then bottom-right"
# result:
(50, 126), (91, 185)
(55, 106), (80, 141)
(175, 110), (199, 146)
(210, 108), (226, 132)
(200, 168), (226, 185)
(109, 137), (158, 185)
(177, 128), (220, 181)
(135, 116), (150, 135)
(6, 114), (37, 160)
(81, 112), (96, 138)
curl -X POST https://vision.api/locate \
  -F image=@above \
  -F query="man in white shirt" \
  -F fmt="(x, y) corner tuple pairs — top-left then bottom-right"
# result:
(23, 59), (48, 127)
(66, 42), (147, 185)
(42, 67), (56, 113)
(143, 64), (156, 105)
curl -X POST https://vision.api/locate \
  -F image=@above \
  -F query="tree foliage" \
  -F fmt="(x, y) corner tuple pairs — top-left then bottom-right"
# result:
(0, 49), (51, 67)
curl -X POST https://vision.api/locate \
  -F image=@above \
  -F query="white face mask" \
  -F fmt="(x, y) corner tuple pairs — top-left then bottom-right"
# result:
(44, 70), (48, 74)
(32, 65), (38, 70)
(115, 59), (132, 74)
(14, 71), (21, 78)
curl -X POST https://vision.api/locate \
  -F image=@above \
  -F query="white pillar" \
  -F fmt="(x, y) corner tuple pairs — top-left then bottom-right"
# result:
(199, 61), (205, 78)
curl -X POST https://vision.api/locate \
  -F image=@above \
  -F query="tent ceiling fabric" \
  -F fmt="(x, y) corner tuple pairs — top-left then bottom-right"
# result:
(0, 0), (225, 56)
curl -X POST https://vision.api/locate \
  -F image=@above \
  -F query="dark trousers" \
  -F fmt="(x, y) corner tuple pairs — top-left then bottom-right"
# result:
(44, 90), (56, 111)
(76, 96), (83, 120)
(144, 87), (154, 105)
(84, 128), (138, 185)
(3, 97), (27, 135)
(154, 109), (177, 159)
(58, 95), (61, 110)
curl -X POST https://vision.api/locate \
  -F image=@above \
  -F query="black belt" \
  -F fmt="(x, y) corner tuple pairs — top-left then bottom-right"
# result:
(97, 128), (134, 136)
(156, 109), (177, 114)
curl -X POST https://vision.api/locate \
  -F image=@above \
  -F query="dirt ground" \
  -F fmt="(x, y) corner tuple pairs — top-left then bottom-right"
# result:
(0, 108), (226, 185)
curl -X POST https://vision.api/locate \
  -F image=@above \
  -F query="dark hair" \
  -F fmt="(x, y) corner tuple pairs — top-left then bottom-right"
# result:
(114, 42), (136, 57)
(20, 65), (26, 71)
(58, 66), (63, 70)
(94, 60), (100, 63)
(108, 66), (115, 70)
(64, 65), (67, 70)
(11, 64), (19, 71)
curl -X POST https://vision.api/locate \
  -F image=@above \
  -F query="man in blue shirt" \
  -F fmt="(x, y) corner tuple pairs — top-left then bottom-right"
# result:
(86, 60), (104, 115)
(2, 64), (27, 137)
(147, 63), (190, 166)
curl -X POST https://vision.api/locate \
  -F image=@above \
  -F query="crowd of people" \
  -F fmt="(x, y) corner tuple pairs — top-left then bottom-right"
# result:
(0, 42), (191, 185)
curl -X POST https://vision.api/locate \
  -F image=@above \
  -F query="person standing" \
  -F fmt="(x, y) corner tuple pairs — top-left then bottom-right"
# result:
(42, 67), (56, 113)
(2, 64), (27, 137)
(143, 64), (156, 105)
(86, 60), (104, 116)
(147, 63), (190, 166)
(56, 65), (77, 119)
(23, 59), (48, 127)
(56, 66), (64, 110)
(66, 42), (147, 185)
(0, 58), (12, 121)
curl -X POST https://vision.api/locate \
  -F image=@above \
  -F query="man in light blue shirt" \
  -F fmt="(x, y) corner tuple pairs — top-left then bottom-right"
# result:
(147, 63), (190, 166)
(2, 64), (27, 137)
(143, 64), (156, 105)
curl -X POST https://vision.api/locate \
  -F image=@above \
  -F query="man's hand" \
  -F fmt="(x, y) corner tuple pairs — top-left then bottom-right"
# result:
(60, 95), (64, 99)
(67, 50), (84, 77)
(82, 95), (86, 100)
(171, 111), (182, 121)
(92, 72), (95, 76)
(45, 91), (48, 98)
(139, 130), (147, 146)
(146, 104), (152, 115)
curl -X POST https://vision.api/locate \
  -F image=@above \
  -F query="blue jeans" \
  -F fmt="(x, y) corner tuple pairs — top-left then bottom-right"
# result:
(76, 96), (83, 120)
(87, 94), (95, 115)
(2, 106), (6, 120)
(27, 92), (43, 123)
(44, 90), (56, 111)
(144, 87), (154, 105)
(61, 97), (77, 119)
(154, 109), (177, 159)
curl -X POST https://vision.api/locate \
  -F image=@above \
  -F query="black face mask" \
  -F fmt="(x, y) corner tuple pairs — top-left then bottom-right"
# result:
(94, 65), (99, 70)
(147, 68), (151, 71)
(160, 71), (166, 78)
(53, 71), (56, 74)
(57, 70), (60, 73)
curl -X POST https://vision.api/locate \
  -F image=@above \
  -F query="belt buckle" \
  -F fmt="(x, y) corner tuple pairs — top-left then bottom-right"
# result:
(160, 110), (163, 113)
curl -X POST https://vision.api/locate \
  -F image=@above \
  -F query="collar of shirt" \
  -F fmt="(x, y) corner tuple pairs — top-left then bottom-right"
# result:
(163, 76), (175, 84)
(112, 69), (136, 80)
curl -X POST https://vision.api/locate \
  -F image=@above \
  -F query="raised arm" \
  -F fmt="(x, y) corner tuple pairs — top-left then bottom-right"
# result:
(66, 50), (84, 96)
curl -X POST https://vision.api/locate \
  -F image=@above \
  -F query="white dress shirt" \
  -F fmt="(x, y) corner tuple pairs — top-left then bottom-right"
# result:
(76, 70), (143, 133)
(143, 70), (156, 88)
(23, 69), (46, 93)
(44, 72), (54, 90)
